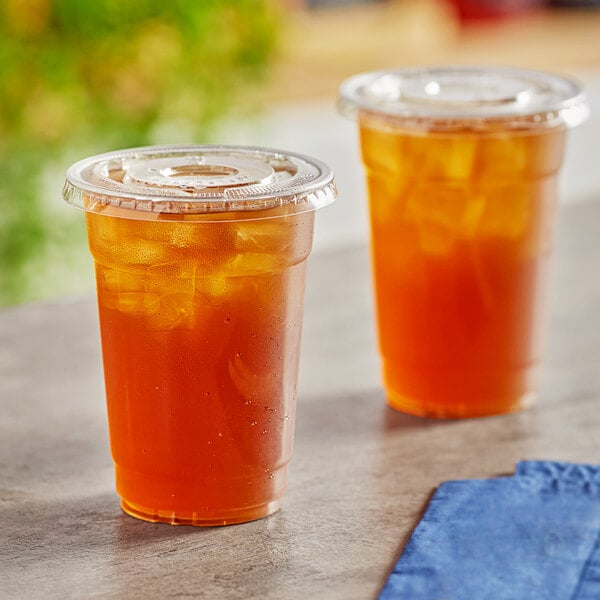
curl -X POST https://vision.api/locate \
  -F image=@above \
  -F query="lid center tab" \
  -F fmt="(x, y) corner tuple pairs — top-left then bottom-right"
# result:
(401, 72), (536, 108)
(123, 156), (275, 191)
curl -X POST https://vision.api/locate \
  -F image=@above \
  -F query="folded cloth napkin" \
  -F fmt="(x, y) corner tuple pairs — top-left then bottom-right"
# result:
(379, 461), (600, 600)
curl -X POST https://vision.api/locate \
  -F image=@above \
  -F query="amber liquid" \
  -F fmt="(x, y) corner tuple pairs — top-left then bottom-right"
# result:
(360, 117), (566, 418)
(87, 208), (314, 524)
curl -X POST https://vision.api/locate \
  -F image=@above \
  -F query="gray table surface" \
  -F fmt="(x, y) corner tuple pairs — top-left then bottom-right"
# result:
(2, 200), (600, 600)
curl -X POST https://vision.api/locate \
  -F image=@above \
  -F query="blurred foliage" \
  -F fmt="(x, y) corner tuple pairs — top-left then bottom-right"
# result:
(0, 0), (279, 306)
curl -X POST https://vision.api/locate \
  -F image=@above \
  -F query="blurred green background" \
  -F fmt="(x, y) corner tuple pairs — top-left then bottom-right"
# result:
(0, 0), (278, 307)
(3, 0), (599, 307)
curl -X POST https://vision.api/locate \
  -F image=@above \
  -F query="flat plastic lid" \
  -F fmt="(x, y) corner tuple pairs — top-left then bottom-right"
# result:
(63, 144), (336, 216)
(338, 66), (589, 129)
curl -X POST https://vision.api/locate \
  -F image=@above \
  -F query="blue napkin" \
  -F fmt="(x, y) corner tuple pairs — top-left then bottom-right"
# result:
(379, 461), (600, 599)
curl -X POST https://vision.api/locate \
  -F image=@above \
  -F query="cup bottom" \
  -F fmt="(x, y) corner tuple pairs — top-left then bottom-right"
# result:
(385, 388), (537, 419)
(115, 463), (288, 526)
(381, 358), (539, 419)
(120, 497), (283, 527)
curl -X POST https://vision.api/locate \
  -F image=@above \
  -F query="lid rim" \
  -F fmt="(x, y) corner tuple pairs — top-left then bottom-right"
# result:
(338, 65), (589, 128)
(63, 144), (336, 215)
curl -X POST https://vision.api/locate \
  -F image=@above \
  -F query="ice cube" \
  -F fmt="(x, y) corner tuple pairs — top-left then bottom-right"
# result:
(234, 220), (290, 253)
(125, 238), (166, 266)
(480, 134), (528, 179)
(226, 253), (282, 276)
(360, 126), (405, 175)
(405, 184), (489, 254)
(144, 262), (197, 294)
(102, 290), (160, 314)
(461, 194), (486, 237)
(479, 183), (531, 239)
(147, 292), (195, 330)
(91, 232), (166, 269)
(431, 137), (476, 180)
(101, 268), (144, 293)
(198, 274), (230, 301)
(228, 352), (280, 403)
(164, 222), (200, 248)
(99, 267), (160, 314)
(366, 173), (409, 226)
(109, 292), (159, 315)
(164, 221), (233, 255)
(405, 184), (467, 229)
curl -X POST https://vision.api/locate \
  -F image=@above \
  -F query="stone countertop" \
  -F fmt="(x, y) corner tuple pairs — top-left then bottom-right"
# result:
(2, 199), (600, 599)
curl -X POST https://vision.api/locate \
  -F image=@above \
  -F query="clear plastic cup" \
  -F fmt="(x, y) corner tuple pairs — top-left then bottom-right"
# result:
(339, 66), (589, 418)
(63, 145), (336, 525)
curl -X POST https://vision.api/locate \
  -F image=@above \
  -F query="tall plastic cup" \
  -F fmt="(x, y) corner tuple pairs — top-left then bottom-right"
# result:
(339, 66), (588, 418)
(63, 145), (336, 525)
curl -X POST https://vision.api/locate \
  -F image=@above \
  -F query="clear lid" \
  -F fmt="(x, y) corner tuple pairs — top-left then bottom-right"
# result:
(338, 66), (589, 129)
(63, 144), (337, 217)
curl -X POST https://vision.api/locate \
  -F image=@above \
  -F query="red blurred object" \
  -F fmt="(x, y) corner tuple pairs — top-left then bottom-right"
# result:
(445, 0), (544, 21)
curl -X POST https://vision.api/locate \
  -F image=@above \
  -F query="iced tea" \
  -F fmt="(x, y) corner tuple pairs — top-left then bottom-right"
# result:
(63, 145), (336, 524)
(339, 66), (588, 418)
(87, 208), (312, 523)
(361, 119), (565, 417)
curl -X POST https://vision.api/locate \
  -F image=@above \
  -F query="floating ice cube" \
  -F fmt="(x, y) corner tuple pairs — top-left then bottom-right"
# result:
(226, 253), (281, 276)
(102, 290), (160, 314)
(149, 292), (195, 330)
(199, 274), (230, 300)
(432, 137), (476, 180)
(99, 268), (161, 314)
(234, 220), (290, 254)
(405, 184), (487, 254)
(228, 352), (279, 403)
(360, 127), (407, 175)
(164, 222), (200, 248)
(125, 239), (167, 265)
(101, 268), (144, 293)
(144, 262), (197, 295)
(479, 183), (531, 239)
(480, 134), (528, 179)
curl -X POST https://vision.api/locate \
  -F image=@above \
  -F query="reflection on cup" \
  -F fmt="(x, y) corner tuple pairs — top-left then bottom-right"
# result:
(339, 66), (588, 418)
(63, 145), (336, 525)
